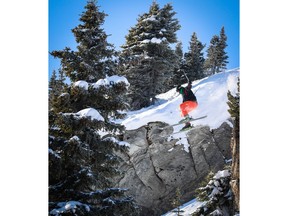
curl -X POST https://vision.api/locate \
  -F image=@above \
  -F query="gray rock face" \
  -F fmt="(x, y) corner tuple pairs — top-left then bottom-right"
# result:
(114, 121), (232, 215)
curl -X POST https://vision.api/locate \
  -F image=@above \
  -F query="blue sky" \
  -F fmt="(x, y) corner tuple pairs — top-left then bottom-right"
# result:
(49, 0), (239, 78)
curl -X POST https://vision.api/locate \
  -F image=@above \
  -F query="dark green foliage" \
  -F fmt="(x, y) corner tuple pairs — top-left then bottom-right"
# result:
(204, 35), (219, 76)
(227, 78), (240, 214)
(204, 26), (229, 75)
(172, 41), (187, 85)
(50, 0), (117, 83)
(217, 27), (229, 72)
(49, 109), (139, 215)
(192, 170), (233, 216)
(171, 188), (185, 216)
(227, 77), (240, 120)
(49, 1), (139, 215)
(119, 2), (180, 110)
(49, 69), (67, 110)
(194, 171), (214, 202)
(227, 77), (240, 164)
(183, 32), (205, 81)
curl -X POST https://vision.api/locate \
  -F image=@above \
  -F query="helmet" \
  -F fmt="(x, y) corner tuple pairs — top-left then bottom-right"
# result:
(176, 85), (181, 92)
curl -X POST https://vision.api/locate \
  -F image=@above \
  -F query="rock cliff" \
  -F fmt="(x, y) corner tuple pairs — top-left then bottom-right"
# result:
(114, 121), (232, 215)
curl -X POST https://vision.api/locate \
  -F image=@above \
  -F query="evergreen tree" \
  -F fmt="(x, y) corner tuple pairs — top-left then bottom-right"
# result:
(171, 188), (184, 216)
(49, 1), (139, 215)
(49, 69), (67, 110)
(192, 170), (233, 216)
(227, 78), (240, 214)
(217, 26), (229, 73)
(204, 26), (229, 75)
(204, 35), (219, 76)
(49, 70), (58, 108)
(227, 78), (239, 120)
(119, 2), (180, 110)
(50, 0), (117, 82)
(172, 41), (187, 85)
(175, 41), (183, 59)
(183, 32), (205, 81)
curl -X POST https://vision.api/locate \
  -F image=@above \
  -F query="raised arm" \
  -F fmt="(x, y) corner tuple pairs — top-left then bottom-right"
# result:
(187, 80), (192, 89)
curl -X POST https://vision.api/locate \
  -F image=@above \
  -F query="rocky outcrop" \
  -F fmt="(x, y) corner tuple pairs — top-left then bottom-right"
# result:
(114, 121), (232, 215)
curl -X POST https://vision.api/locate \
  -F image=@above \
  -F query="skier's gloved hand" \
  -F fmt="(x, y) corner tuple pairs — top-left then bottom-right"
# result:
(188, 80), (191, 85)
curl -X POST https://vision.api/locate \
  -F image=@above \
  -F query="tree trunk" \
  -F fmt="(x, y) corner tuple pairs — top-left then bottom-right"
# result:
(230, 116), (240, 213)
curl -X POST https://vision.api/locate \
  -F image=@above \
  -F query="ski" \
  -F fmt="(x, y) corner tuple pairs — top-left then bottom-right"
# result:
(161, 115), (207, 130)
(171, 125), (200, 135)
(159, 125), (207, 138)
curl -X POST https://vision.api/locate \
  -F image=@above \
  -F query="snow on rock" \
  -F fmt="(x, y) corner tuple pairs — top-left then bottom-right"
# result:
(76, 108), (104, 121)
(175, 137), (190, 153)
(103, 136), (131, 147)
(73, 80), (88, 90)
(92, 75), (130, 89)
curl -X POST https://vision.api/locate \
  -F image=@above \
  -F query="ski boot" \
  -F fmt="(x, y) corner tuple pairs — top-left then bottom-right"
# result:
(180, 122), (193, 131)
(179, 115), (193, 124)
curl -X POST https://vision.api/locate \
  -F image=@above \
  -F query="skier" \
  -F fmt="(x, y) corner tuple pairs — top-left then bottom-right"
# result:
(176, 80), (198, 131)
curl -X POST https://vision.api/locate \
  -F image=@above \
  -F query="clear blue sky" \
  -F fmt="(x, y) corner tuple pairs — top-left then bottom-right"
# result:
(49, 0), (239, 78)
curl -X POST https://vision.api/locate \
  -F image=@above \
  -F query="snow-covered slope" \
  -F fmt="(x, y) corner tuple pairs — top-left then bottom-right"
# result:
(118, 68), (239, 132)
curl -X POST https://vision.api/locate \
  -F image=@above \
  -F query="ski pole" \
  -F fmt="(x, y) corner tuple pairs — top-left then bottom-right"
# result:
(183, 70), (189, 83)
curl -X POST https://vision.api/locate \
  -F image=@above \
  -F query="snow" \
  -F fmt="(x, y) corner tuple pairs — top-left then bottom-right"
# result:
(141, 37), (166, 44)
(175, 137), (189, 152)
(92, 75), (130, 89)
(119, 68), (239, 131)
(213, 170), (230, 179)
(103, 136), (131, 147)
(162, 198), (205, 216)
(73, 80), (88, 90)
(72, 76), (130, 90)
(69, 135), (80, 142)
(50, 201), (90, 215)
(76, 108), (104, 121)
(59, 92), (69, 97)
(151, 37), (165, 43)
(115, 68), (239, 153)
(49, 148), (61, 159)
(210, 186), (221, 197)
(142, 15), (156, 22)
